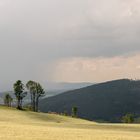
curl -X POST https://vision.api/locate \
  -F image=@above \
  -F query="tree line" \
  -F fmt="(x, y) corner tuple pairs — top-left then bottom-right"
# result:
(4, 80), (79, 117)
(4, 80), (45, 112)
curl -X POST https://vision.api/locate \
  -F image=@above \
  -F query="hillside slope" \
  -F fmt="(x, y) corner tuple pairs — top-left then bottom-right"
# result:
(0, 106), (140, 140)
(39, 79), (140, 122)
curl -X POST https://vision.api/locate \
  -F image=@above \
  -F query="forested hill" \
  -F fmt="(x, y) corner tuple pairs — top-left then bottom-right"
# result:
(39, 79), (140, 122)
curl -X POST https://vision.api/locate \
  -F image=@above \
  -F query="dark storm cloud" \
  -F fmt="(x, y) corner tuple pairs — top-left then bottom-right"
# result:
(1, 0), (140, 59)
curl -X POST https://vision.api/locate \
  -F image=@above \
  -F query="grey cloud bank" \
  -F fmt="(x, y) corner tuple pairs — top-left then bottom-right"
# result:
(0, 0), (140, 90)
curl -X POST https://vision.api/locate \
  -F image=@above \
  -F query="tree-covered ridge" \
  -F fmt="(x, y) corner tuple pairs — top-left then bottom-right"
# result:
(39, 79), (140, 122)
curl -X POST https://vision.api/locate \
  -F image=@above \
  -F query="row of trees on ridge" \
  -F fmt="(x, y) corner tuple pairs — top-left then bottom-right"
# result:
(4, 81), (78, 117)
(4, 80), (45, 112)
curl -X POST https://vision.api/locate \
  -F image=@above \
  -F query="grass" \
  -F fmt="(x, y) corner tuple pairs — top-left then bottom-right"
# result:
(0, 106), (140, 140)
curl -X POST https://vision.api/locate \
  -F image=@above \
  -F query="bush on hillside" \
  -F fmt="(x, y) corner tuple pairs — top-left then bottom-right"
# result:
(122, 114), (134, 123)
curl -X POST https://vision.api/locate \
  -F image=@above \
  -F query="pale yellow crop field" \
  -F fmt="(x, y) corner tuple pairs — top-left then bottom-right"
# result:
(0, 106), (140, 140)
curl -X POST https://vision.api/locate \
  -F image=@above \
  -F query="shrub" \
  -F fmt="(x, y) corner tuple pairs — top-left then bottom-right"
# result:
(122, 114), (134, 123)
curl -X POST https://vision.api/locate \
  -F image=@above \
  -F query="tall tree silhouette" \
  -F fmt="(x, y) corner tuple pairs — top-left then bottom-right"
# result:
(26, 81), (36, 111)
(26, 81), (45, 112)
(4, 93), (13, 107)
(14, 80), (26, 110)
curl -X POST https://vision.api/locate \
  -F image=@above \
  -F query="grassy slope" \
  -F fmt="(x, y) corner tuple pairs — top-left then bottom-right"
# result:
(0, 107), (140, 140)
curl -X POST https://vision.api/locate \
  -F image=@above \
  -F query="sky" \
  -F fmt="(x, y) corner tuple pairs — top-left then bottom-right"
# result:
(0, 0), (140, 90)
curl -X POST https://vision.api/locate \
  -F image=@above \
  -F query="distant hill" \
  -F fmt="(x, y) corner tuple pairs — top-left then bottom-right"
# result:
(39, 79), (140, 122)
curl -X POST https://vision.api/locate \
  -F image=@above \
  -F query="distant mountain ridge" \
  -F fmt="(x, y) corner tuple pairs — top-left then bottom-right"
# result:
(39, 79), (140, 122)
(0, 82), (93, 104)
(43, 82), (93, 90)
(42, 82), (93, 98)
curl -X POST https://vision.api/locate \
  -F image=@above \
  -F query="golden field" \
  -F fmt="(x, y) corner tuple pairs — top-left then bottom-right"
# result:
(0, 106), (140, 140)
